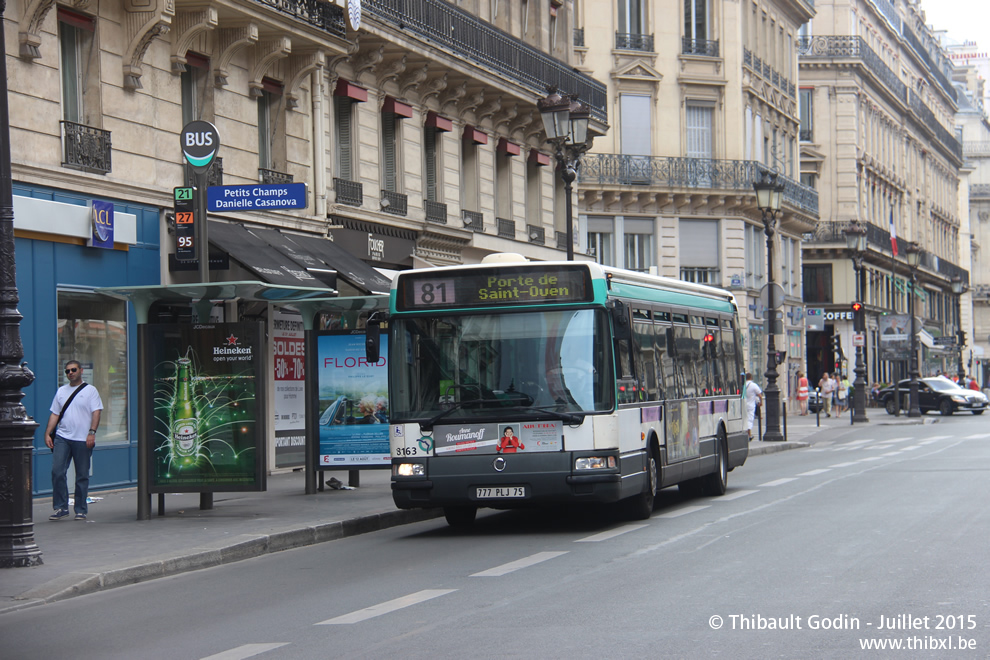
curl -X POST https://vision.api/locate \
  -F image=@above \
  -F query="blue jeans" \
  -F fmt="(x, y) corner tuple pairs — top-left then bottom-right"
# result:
(51, 435), (93, 515)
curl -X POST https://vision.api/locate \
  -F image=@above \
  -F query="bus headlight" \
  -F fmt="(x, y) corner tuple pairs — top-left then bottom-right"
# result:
(395, 463), (426, 477)
(575, 456), (616, 470)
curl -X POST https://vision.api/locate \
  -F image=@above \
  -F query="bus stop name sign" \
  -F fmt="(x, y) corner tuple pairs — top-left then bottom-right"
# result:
(208, 183), (308, 211)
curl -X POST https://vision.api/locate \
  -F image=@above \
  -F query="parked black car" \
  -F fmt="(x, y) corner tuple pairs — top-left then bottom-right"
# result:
(877, 377), (988, 416)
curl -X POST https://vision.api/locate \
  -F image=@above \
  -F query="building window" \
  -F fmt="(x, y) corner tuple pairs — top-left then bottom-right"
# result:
(496, 151), (512, 221)
(624, 218), (654, 272)
(803, 264), (832, 304)
(679, 218), (720, 284)
(382, 111), (399, 192)
(800, 173), (817, 189)
(181, 52), (211, 125)
(335, 96), (355, 181)
(799, 88), (813, 141)
(424, 126), (440, 202)
(686, 104), (714, 159)
(745, 223), (765, 288)
(618, 0), (645, 35)
(684, 0), (710, 43)
(620, 94), (652, 156)
(59, 8), (96, 124)
(526, 159), (542, 228)
(58, 291), (128, 445)
(257, 80), (283, 171)
(461, 128), (483, 212)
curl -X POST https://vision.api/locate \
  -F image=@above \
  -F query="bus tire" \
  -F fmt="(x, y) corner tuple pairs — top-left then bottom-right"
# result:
(701, 433), (728, 496)
(626, 445), (658, 520)
(443, 506), (477, 527)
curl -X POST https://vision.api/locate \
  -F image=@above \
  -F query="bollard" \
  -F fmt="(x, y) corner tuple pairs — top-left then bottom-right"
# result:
(816, 387), (821, 427)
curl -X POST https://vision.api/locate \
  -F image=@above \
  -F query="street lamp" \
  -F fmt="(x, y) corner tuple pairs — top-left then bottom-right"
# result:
(0, 0), (43, 567)
(905, 243), (922, 417)
(753, 170), (785, 442)
(538, 86), (593, 261)
(843, 220), (869, 424)
(951, 275), (967, 384)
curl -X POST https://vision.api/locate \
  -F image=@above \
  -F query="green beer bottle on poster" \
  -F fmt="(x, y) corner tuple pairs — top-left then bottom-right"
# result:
(170, 358), (200, 459)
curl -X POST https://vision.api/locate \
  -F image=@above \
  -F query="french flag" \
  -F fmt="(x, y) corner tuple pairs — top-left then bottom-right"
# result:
(889, 208), (898, 257)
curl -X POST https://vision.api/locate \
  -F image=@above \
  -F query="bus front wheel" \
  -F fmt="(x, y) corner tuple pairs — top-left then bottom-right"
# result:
(625, 446), (658, 520)
(444, 506), (477, 527)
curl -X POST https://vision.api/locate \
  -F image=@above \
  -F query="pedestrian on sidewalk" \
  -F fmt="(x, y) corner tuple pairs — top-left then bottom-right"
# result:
(44, 360), (103, 521)
(819, 372), (834, 417)
(744, 373), (763, 441)
(796, 371), (809, 415)
(837, 374), (849, 413)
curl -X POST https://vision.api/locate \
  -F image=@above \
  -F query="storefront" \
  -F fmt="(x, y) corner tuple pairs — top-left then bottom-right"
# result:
(14, 183), (161, 495)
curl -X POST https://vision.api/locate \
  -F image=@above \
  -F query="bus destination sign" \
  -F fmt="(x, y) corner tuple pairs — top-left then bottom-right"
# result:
(397, 265), (593, 311)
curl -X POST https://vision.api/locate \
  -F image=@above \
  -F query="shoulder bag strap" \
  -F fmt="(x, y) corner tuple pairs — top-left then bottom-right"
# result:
(54, 382), (89, 429)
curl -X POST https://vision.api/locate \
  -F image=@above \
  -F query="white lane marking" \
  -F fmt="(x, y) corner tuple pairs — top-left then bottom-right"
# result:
(882, 451), (902, 457)
(924, 435), (951, 441)
(884, 437), (914, 444)
(657, 505), (710, 518)
(576, 524), (648, 543)
(759, 478), (797, 487)
(963, 433), (990, 440)
(718, 489), (757, 501)
(899, 446), (920, 451)
(857, 456), (883, 462)
(317, 589), (457, 624)
(200, 644), (290, 660)
(839, 439), (873, 449)
(918, 439), (940, 445)
(471, 551), (568, 577)
(797, 469), (831, 477)
(829, 462), (857, 468)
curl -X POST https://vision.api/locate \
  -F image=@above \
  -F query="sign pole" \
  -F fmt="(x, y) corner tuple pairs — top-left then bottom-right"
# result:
(196, 171), (209, 283)
(179, 121), (220, 283)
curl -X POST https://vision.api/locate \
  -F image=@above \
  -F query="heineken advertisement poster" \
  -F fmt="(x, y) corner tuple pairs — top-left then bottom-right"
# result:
(312, 330), (390, 468)
(143, 323), (266, 492)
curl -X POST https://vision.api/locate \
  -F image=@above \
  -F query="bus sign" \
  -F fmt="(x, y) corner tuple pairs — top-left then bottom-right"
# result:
(396, 265), (593, 311)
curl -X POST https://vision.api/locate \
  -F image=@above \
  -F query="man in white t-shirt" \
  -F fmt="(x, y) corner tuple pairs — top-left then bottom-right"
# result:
(44, 360), (103, 521)
(744, 373), (763, 440)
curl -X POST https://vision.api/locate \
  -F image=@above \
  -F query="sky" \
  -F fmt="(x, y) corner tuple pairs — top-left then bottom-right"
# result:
(919, 0), (990, 46)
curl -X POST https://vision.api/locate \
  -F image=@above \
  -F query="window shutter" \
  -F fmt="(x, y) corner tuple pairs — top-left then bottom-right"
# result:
(679, 219), (719, 268)
(685, 105), (713, 159)
(620, 94), (652, 156)
(425, 126), (438, 202)
(335, 97), (353, 181)
(382, 111), (397, 192)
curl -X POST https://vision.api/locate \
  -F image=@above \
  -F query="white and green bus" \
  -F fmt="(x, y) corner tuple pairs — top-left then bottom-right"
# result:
(366, 254), (748, 526)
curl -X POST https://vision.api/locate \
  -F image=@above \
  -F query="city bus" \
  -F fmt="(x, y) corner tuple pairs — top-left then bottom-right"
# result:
(366, 253), (748, 526)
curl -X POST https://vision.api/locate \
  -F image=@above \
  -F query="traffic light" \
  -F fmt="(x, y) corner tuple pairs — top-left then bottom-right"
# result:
(831, 334), (844, 360)
(851, 301), (863, 313)
(957, 329), (967, 345)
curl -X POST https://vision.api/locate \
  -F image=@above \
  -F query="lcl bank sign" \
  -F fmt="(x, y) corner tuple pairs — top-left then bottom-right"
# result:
(89, 200), (114, 249)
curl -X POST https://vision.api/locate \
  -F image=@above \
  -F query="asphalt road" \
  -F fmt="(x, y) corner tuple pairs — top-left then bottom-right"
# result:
(3, 415), (989, 659)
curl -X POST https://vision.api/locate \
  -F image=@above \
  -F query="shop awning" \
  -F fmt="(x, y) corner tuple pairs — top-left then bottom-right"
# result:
(299, 234), (393, 295)
(207, 221), (326, 288)
(247, 226), (339, 289)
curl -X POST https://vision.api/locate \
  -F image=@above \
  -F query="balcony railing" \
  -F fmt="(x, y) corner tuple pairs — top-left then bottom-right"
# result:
(970, 184), (990, 198)
(907, 89), (962, 162)
(680, 267), (721, 285)
(496, 217), (515, 238)
(742, 47), (795, 98)
(185, 157), (223, 188)
(254, 0), (345, 37)
(381, 189), (408, 216)
(574, 28), (585, 48)
(555, 231), (568, 250)
(527, 225), (545, 244)
(681, 38), (719, 57)
(425, 199), (448, 224)
(798, 36), (907, 104)
(259, 168), (293, 185)
(60, 120), (111, 174)
(365, 0), (608, 123)
(578, 154), (819, 215)
(804, 220), (969, 286)
(334, 178), (363, 206)
(900, 24), (956, 104)
(462, 209), (484, 231)
(964, 142), (990, 158)
(615, 32), (654, 52)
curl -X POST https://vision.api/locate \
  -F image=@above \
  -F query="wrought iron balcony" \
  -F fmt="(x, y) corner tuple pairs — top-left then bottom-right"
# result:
(907, 89), (962, 162)
(380, 190), (408, 216)
(616, 32), (654, 52)
(364, 0), (607, 123)
(574, 28), (585, 48)
(527, 225), (545, 245)
(260, 168), (293, 185)
(555, 231), (568, 250)
(496, 217), (515, 238)
(462, 209), (484, 231)
(798, 36), (907, 104)
(742, 47), (794, 98)
(578, 154), (819, 215)
(682, 38), (719, 57)
(900, 24), (956, 104)
(185, 157), (223, 188)
(425, 199), (448, 224)
(254, 0), (345, 37)
(60, 120), (111, 174)
(334, 178), (363, 206)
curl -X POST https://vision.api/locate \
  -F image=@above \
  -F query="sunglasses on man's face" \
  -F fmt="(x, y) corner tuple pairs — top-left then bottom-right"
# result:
(65, 368), (78, 374)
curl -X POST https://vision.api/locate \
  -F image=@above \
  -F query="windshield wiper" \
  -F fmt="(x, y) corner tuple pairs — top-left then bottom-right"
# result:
(500, 405), (586, 426)
(419, 397), (509, 432)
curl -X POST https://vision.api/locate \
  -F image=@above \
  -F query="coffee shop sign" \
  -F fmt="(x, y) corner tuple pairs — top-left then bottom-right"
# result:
(823, 311), (855, 321)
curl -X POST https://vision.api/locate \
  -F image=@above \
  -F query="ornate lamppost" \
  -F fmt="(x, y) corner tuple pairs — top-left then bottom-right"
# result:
(905, 243), (922, 417)
(753, 170), (785, 441)
(0, 0), (43, 567)
(538, 87), (593, 261)
(951, 275), (967, 384)
(844, 220), (869, 424)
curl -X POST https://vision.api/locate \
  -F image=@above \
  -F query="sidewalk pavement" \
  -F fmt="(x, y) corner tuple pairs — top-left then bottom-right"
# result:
(1, 410), (928, 616)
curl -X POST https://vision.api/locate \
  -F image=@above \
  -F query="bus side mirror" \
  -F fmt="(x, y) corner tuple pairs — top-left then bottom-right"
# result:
(609, 300), (631, 341)
(365, 312), (386, 364)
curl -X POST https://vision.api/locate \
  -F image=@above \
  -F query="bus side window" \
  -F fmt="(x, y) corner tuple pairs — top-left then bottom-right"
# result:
(654, 318), (670, 400)
(674, 323), (698, 398)
(632, 311), (657, 402)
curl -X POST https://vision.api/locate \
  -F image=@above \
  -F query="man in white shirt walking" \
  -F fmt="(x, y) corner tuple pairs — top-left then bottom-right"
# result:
(44, 360), (103, 521)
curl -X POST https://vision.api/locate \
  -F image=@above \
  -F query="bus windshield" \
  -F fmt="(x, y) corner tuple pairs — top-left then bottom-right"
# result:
(390, 308), (614, 423)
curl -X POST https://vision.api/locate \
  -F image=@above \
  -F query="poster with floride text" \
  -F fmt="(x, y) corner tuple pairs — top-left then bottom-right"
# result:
(142, 323), (266, 493)
(313, 330), (390, 468)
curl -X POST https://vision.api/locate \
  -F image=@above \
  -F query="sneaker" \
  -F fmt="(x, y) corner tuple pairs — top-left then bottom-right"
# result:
(75, 513), (87, 521)
(49, 509), (69, 521)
